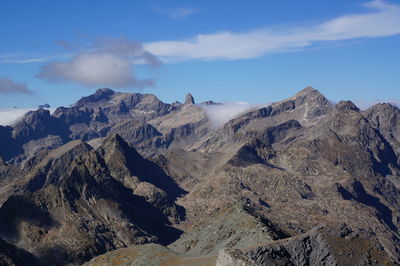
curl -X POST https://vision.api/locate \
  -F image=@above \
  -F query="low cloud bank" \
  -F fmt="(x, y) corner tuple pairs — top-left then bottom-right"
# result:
(199, 102), (267, 128)
(0, 108), (55, 126)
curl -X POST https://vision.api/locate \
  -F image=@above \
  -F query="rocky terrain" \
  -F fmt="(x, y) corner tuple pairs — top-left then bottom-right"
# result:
(1, 87), (400, 265)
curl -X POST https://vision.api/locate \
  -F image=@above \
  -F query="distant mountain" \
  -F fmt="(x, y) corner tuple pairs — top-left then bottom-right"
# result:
(0, 88), (208, 162)
(1, 87), (400, 265)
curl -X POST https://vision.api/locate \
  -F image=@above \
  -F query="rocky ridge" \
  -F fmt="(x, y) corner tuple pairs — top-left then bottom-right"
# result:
(1, 87), (400, 265)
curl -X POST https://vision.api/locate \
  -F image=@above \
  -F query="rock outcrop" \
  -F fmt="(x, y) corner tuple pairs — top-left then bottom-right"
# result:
(185, 93), (195, 105)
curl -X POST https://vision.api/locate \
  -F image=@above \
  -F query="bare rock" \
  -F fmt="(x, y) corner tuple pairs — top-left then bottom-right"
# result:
(216, 249), (256, 266)
(185, 93), (195, 105)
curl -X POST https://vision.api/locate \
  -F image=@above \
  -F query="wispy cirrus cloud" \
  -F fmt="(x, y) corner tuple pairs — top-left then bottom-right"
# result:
(37, 37), (162, 88)
(150, 3), (199, 19)
(0, 57), (49, 63)
(0, 77), (33, 95)
(0, 52), (48, 64)
(145, 0), (400, 61)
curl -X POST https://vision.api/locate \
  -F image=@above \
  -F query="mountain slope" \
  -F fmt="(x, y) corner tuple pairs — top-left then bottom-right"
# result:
(0, 135), (185, 265)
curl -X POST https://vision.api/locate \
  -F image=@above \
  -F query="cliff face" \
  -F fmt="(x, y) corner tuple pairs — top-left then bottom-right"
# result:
(1, 87), (400, 265)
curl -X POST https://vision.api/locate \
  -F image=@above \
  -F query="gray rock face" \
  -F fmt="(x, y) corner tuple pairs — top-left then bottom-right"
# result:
(76, 88), (115, 105)
(244, 225), (392, 266)
(216, 249), (256, 266)
(245, 227), (336, 266)
(364, 103), (400, 164)
(185, 93), (195, 105)
(168, 204), (287, 256)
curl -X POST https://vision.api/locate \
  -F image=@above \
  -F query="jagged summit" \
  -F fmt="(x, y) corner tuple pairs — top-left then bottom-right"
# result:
(76, 88), (115, 106)
(293, 86), (329, 103)
(366, 102), (400, 113)
(363, 102), (400, 164)
(335, 100), (360, 112)
(100, 133), (143, 162)
(185, 93), (195, 105)
(38, 103), (50, 108)
(46, 139), (92, 160)
(272, 86), (330, 113)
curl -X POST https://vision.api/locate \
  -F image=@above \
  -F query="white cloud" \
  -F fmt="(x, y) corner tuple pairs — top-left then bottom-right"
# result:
(145, 0), (400, 61)
(200, 102), (266, 128)
(0, 108), (55, 126)
(150, 3), (198, 19)
(37, 38), (161, 88)
(0, 77), (33, 94)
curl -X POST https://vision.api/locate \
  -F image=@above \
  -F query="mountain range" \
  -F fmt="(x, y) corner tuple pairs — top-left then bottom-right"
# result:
(1, 87), (400, 265)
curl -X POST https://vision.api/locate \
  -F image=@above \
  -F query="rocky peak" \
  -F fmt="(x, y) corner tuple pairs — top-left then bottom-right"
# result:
(38, 103), (50, 108)
(21, 108), (52, 124)
(47, 140), (92, 160)
(103, 133), (129, 147)
(363, 102), (400, 163)
(185, 93), (195, 105)
(12, 109), (54, 140)
(363, 103), (400, 132)
(93, 88), (115, 99)
(98, 134), (144, 178)
(0, 156), (5, 166)
(101, 133), (133, 152)
(365, 103), (399, 117)
(335, 100), (360, 112)
(76, 88), (115, 106)
(294, 86), (316, 96)
(293, 86), (330, 106)
(23, 140), (93, 192)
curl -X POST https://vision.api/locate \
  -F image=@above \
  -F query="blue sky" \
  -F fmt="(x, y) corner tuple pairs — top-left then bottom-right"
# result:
(0, 0), (399, 108)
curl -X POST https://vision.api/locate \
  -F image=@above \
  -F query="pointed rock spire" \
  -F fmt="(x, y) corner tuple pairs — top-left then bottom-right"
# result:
(98, 134), (144, 181)
(185, 93), (195, 105)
